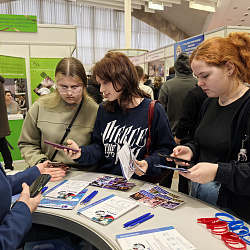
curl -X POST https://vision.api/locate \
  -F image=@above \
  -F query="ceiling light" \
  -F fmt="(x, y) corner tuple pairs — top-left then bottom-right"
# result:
(189, 1), (216, 12)
(244, 13), (248, 16)
(148, 0), (164, 10)
(241, 18), (245, 22)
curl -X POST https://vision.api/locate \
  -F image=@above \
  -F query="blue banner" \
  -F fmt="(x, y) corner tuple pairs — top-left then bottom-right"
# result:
(174, 34), (204, 60)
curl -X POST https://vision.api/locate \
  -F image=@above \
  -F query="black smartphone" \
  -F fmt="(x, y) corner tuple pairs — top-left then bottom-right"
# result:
(48, 161), (68, 168)
(158, 153), (194, 166)
(29, 174), (51, 198)
(44, 140), (79, 152)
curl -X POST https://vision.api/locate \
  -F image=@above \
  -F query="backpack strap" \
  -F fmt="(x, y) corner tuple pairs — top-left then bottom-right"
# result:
(145, 100), (159, 158)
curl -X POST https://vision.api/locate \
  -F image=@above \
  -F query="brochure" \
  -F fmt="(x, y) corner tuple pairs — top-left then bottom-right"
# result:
(77, 194), (138, 226)
(116, 226), (196, 250)
(130, 186), (185, 209)
(39, 189), (88, 210)
(118, 141), (145, 180)
(89, 175), (136, 191)
(43, 180), (89, 200)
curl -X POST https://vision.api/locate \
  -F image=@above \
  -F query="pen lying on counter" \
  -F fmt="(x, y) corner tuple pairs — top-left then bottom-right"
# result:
(80, 190), (98, 205)
(123, 213), (154, 229)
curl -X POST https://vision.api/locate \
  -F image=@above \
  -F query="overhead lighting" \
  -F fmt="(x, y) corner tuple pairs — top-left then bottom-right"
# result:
(148, 0), (164, 10)
(189, 0), (216, 12)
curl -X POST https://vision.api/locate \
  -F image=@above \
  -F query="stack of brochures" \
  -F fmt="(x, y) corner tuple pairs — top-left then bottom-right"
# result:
(39, 180), (89, 210)
(129, 186), (185, 209)
(89, 175), (136, 191)
(116, 226), (196, 250)
(77, 194), (138, 226)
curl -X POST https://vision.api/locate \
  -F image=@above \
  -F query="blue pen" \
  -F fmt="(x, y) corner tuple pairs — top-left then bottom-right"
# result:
(80, 190), (98, 205)
(123, 213), (151, 228)
(126, 214), (154, 230)
(41, 186), (48, 194)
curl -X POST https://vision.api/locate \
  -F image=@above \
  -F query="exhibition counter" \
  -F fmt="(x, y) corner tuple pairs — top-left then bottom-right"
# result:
(32, 170), (247, 250)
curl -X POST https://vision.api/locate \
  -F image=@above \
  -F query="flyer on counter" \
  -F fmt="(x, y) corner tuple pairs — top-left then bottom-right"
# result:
(77, 194), (138, 226)
(116, 226), (196, 250)
(129, 186), (185, 209)
(89, 175), (136, 191)
(39, 189), (88, 210)
(43, 180), (89, 200)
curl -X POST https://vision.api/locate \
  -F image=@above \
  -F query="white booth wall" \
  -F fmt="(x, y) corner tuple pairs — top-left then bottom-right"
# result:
(0, 24), (76, 106)
(131, 25), (250, 82)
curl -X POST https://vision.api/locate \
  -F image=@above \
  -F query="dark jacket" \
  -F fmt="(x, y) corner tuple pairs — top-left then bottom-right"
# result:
(158, 52), (197, 136)
(0, 77), (10, 138)
(0, 164), (40, 249)
(144, 79), (154, 90)
(187, 90), (250, 221)
(175, 85), (207, 141)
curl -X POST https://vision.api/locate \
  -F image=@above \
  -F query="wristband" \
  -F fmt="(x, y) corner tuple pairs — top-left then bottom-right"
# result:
(241, 233), (250, 245)
(232, 226), (249, 237)
(215, 212), (235, 223)
(228, 220), (245, 231)
(197, 217), (219, 225)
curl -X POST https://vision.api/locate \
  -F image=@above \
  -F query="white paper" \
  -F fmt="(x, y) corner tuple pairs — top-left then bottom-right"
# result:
(43, 180), (89, 200)
(118, 141), (136, 180)
(118, 141), (145, 180)
(77, 194), (138, 226)
(116, 226), (196, 250)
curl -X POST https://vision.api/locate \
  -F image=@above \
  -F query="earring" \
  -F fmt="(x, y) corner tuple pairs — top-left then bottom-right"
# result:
(228, 72), (231, 75)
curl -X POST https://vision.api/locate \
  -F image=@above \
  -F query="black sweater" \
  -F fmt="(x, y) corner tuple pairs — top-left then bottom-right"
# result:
(186, 89), (250, 221)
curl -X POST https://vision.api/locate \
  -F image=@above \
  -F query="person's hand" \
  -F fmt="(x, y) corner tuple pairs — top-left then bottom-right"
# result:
(134, 160), (148, 176)
(18, 183), (41, 213)
(62, 139), (81, 160)
(179, 162), (218, 184)
(169, 146), (193, 166)
(36, 161), (66, 182)
(174, 136), (181, 145)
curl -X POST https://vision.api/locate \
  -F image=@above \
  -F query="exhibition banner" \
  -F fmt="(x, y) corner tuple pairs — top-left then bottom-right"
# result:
(30, 58), (62, 103)
(0, 14), (37, 32)
(0, 55), (26, 78)
(174, 34), (204, 60)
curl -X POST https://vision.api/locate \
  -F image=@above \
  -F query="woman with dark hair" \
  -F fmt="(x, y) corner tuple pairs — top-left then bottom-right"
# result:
(170, 32), (250, 222)
(18, 57), (98, 169)
(62, 52), (176, 180)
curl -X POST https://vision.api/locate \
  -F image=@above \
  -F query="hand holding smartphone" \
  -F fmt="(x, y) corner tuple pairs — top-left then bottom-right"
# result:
(29, 174), (51, 198)
(44, 140), (79, 152)
(158, 153), (194, 166)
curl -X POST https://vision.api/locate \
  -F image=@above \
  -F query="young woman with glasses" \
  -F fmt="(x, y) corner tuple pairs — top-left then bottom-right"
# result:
(18, 57), (99, 169)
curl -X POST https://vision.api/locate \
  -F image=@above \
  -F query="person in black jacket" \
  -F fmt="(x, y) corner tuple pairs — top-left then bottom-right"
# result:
(0, 75), (14, 170)
(174, 85), (207, 194)
(170, 32), (250, 223)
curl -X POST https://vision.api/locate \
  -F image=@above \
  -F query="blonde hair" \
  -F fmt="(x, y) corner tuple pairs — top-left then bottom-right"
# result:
(37, 57), (89, 109)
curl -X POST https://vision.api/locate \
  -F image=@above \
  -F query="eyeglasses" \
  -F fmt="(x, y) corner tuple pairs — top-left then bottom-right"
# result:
(57, 85), (82, 95)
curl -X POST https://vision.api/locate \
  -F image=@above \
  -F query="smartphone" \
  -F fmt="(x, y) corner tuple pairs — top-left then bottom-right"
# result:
(158, 153), (194, 166)
(155, 164), (190, 173)
(44, 140), (79, 152)
(48, 161), (68, 168)
(29, 174), (51, 198)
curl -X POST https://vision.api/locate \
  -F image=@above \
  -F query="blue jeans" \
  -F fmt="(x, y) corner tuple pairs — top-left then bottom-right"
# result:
(191, 181), (221, 207)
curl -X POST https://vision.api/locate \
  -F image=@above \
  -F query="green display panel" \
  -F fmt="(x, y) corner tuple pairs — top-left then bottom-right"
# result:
(0, 55), (26, 78)
(30, 58), (62, 103)
(0, 14), (37, 32)
(0, 119), (24, 162)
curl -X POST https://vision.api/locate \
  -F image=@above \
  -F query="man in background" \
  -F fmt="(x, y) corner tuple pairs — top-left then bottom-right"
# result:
(0, 76), (14, 170)
(143, 74), (154, 90)
(135, 66), (154, 100)
(158, 52), (197, 191)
